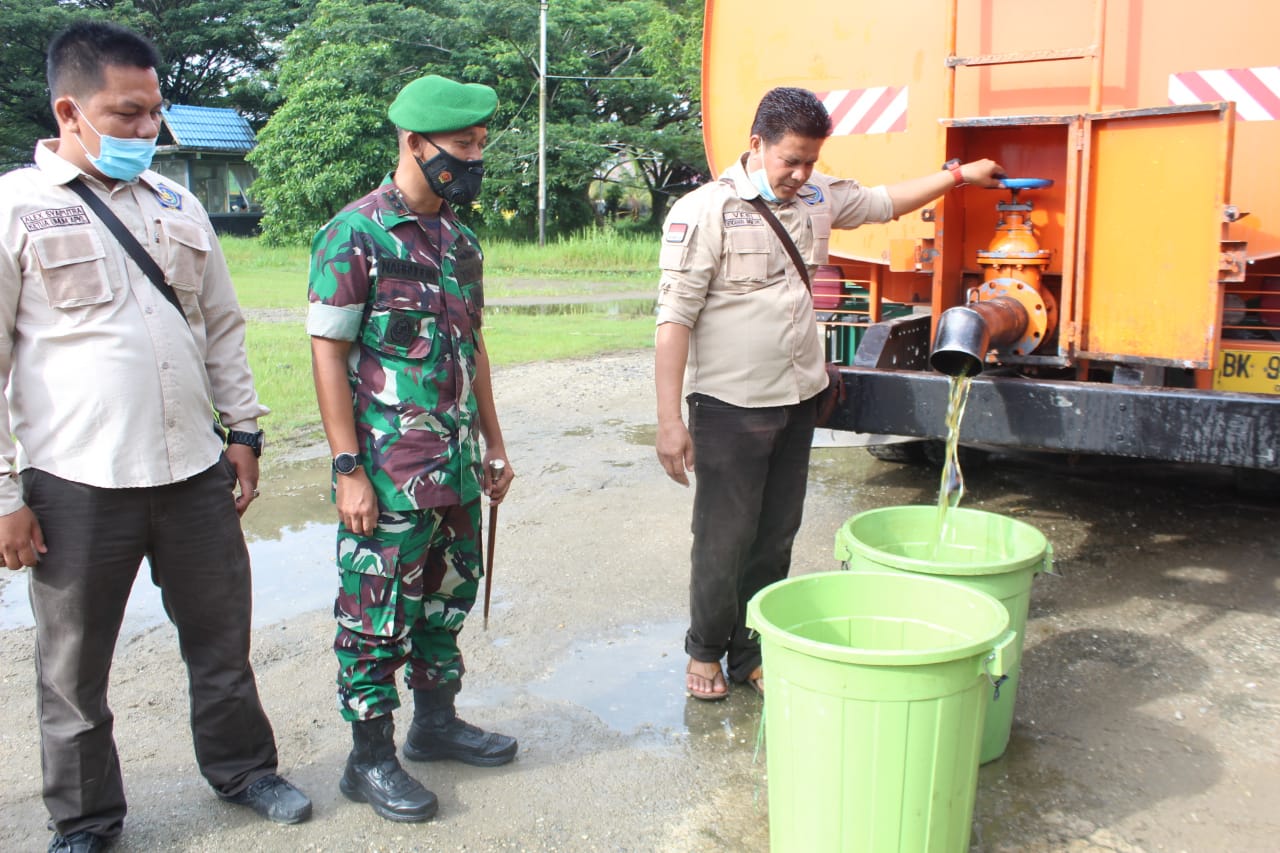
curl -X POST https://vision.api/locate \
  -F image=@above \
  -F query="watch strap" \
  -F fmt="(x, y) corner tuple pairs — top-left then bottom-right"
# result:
(227, 429), (264, 457)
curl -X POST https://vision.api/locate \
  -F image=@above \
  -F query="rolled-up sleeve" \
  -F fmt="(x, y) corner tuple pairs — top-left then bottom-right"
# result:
(655, 193), (723, 328)
(307, 219), (370, 341)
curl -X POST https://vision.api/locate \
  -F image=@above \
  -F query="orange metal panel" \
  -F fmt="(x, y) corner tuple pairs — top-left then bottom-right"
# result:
(705, 0), (1280, 266)
(1077, 104), (1233, 367)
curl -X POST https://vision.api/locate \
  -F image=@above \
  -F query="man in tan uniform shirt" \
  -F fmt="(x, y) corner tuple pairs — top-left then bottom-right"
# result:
(655, 87), (1004, 700)
(0, 21), (309, 851)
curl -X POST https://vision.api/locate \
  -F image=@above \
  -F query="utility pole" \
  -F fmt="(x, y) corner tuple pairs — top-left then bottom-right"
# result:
(538, 0), (548, 247)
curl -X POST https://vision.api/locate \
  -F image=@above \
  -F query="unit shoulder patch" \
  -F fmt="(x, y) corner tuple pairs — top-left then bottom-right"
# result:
(21, 206), (90, 232)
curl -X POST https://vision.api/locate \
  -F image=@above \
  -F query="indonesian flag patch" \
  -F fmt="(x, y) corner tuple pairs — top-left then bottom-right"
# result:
(665, 222), (689, 243)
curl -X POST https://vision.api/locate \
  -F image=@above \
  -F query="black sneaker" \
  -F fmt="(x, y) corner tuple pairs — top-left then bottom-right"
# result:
(219, 773), (313, 824)
(48, 831), (109, 853)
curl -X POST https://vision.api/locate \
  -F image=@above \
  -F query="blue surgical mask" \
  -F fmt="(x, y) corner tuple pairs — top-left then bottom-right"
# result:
(749, 161), (779, 203)
(72, 102), (157, 182)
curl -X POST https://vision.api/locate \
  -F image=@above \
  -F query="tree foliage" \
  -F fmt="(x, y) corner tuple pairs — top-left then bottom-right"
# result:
(252, 0), (707, 244)
(1, 0), (708, 243)
(0, 0), (312, 170)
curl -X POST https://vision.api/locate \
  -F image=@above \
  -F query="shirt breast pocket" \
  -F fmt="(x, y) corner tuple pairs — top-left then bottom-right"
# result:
(724, 227), (771, 291)
(364, 277), (445, 360)
(31, 229), (113, 309)
(158, 218), (210, 295)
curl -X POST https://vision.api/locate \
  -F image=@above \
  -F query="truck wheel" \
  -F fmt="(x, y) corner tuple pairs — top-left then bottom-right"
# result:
(1233, 467), (1280, 499)
(866, 441), (928, 464)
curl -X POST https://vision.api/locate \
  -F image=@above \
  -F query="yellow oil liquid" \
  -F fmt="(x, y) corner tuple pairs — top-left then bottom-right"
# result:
(933, 374), (974, 557)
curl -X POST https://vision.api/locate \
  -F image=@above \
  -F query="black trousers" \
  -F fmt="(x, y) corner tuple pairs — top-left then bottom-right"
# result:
(22, 459), (278, 839)
(685, 393), (817, 683)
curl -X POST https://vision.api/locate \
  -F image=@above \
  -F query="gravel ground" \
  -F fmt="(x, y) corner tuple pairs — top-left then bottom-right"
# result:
(0, 349), (1276, 852)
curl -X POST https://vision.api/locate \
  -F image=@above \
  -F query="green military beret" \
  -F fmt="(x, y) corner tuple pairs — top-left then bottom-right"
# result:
(388, 74), (498, 133)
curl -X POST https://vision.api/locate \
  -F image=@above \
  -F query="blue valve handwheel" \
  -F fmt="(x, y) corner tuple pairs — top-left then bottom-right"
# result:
(996, 177), (1054, 190)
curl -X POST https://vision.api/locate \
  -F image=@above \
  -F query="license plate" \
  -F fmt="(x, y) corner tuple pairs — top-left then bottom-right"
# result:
(1214, 347), (1280, 394)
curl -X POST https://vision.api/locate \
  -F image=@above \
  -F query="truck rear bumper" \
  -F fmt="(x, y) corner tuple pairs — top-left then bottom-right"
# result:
(829, 368), (1279, 471)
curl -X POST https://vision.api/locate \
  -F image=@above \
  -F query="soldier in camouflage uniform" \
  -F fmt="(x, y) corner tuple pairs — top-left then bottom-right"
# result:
(307, 74), (516, 824)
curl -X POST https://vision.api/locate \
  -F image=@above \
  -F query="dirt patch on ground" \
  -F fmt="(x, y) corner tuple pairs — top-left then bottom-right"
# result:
(0, 350), (1276, 851)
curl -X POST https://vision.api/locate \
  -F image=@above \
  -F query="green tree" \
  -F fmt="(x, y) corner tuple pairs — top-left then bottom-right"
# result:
(0, 0), (311, 170)
(252, 0), (708, 243)
(0, 0), (76, 170)
(248, 0), (450, 244)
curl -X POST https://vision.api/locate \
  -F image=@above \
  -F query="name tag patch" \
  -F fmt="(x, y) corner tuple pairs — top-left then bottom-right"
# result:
(21, 206), (90, 232)
(723, 211), (763, 228)
(665, 222), (689, 243)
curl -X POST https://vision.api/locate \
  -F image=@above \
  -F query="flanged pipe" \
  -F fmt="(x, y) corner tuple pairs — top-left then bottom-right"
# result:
(930, 297), (1030, 376)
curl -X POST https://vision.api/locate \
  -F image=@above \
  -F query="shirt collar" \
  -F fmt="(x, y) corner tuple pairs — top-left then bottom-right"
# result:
(726, 152), (762, 200)
(370, 174), (464, 237)
(726, 151), (805, 208)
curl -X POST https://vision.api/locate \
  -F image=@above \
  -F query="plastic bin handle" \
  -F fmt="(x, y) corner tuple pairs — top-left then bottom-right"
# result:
(984, 629), (1019, 682)
(1039, 541), (1060, 577)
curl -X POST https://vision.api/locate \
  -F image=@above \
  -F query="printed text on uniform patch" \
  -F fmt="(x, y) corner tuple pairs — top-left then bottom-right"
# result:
(723, 211), (763, 228)
(21, 206), (90, 232)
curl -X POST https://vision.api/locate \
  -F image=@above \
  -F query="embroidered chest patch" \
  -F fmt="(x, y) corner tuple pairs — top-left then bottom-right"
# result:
(155, 183), (182, 209)
(20, 206), (90, 232)
(723, 210), (763, 228)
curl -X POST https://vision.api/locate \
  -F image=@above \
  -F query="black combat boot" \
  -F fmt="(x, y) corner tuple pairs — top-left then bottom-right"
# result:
(403, 681), (518, 767)
(340, 715), (438, 822)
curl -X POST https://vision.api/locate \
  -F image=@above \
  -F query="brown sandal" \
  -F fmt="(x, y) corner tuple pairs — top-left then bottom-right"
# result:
(686, 659), (730, 701)
(745, 666), (764, 697)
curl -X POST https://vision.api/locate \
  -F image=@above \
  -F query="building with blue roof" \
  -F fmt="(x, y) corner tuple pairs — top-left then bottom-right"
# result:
(152, 104), (262, 235)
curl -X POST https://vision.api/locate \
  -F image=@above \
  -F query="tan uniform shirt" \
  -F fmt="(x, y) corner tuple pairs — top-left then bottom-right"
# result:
(0, 140), (266, 514)
(656, 155), (893, 408)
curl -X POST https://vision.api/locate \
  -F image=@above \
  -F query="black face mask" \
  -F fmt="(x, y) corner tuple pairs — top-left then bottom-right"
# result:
(416, 138), (484, 207)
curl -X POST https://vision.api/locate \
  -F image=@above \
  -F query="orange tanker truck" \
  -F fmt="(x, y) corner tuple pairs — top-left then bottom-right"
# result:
(702, 0), (1279, 483)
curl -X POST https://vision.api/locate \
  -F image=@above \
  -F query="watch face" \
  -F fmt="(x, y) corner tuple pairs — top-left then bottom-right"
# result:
(334, 453), (359, 475)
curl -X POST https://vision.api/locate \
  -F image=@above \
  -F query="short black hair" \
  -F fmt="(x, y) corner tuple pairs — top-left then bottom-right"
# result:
(47, 20), (160, 104)
(750, 87), (832, 144)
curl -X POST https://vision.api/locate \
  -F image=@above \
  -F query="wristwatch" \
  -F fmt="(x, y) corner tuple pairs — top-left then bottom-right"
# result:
(227, 429), (265, 458)
(333, 452), (360, 476)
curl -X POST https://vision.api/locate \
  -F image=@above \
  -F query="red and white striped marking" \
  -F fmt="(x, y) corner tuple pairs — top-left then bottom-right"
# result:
(1169, 66), (1280, 121)
(816, 86), (908, 135)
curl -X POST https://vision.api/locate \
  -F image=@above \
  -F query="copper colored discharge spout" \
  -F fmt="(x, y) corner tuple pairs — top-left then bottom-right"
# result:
(930, 297), (1030, 376)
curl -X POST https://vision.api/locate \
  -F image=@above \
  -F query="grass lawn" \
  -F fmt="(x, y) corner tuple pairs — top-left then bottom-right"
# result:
(224, 236), (657, 448)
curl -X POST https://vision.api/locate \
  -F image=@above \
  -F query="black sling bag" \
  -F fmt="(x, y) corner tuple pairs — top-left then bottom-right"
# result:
(743, 195), (848, 425)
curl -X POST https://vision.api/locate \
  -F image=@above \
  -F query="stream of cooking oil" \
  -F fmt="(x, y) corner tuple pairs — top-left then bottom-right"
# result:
(933, 374), (974, 557)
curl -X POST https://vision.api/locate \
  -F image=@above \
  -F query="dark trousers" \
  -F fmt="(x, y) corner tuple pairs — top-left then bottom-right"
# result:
(685, 393), (817, 683)
(22, 459), (278, 839)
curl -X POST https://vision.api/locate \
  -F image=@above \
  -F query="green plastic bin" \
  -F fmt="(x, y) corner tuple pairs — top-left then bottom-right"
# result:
(746, 570), (1015, 853)
(835, 505), (1052, 763)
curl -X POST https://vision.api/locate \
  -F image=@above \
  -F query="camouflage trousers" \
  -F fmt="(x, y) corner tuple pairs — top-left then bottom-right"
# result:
(333, 500), (481, 721)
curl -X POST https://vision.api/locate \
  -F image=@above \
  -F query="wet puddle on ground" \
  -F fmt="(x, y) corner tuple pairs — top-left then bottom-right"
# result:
(530, 620), (687, 736)
(528, 619), (766, 745)
(0, 461), (339, 637)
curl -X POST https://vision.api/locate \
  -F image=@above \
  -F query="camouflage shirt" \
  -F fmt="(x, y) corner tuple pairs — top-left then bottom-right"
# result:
(306, 177), (485, 511)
